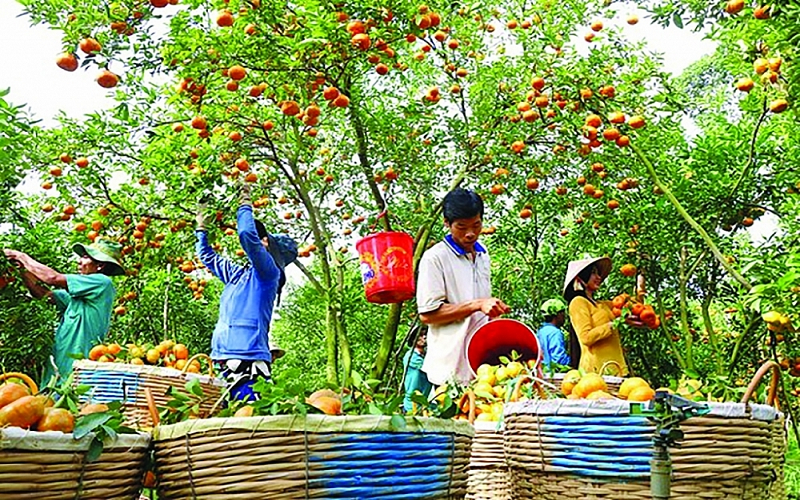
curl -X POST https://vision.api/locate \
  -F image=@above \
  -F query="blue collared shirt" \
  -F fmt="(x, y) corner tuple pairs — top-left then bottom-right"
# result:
(444, 234), (486, 255)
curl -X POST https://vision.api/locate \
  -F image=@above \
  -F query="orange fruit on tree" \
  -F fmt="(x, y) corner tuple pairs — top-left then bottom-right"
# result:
(769, 99), (789, 114)
(631, 303), (645, 316)
(228, 65), (247, 81)
(620, 263), (637, 277)
(79, 37), (102, 54)
(96, 70), (120, 88)
(618, 377), (650, 399)
(216, 10), (234, 27)
(56, 53), (79, 72)
(628, 385), (656, 402)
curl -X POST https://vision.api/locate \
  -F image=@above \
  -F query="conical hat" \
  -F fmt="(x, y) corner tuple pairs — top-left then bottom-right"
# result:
(562, 257), (612, 295)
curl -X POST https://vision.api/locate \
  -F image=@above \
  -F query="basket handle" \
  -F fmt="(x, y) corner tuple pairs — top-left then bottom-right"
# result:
(600, 360), (623, 376)
(181, 353), (216, 377)
(0, 372), (39, 394)
(741, 360), (780, 408)
(511, 375), (547, 401)
(457, 390), (476, 424)
(144, 387), (160, 427)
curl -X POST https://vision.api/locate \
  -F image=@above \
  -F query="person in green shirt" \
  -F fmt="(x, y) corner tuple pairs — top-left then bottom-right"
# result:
(4, 239), (124, 385)
(403, 331), (433, 413)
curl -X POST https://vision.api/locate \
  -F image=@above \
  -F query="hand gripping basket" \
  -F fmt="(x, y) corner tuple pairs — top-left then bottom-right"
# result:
(151, 414), (474, 499)
(503, 361), (786, 500)
(73, 356), (225, 429)
(0, 426), (151, 500)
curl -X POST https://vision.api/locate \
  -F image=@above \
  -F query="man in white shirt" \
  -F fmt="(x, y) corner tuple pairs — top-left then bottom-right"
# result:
(416, 188), (511, 386)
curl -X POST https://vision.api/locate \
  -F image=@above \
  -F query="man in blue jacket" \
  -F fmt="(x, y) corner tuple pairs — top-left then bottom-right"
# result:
(195, 183), (296, 400)
(536, 298), (571, 370)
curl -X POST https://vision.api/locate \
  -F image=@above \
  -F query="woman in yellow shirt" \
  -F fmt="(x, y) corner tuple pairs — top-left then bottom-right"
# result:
(563, 257), (628, 375)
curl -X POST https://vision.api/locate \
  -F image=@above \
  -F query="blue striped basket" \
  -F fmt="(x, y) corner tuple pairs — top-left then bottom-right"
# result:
(151, 414), (474, 499)
(73, 359), (225, 429)
(503, 398), (785, 500)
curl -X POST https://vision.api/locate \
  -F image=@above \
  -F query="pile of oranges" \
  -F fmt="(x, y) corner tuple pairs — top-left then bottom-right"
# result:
(561, 370), (656, 402)
(88, 340), (204, 372)
(610, 293), (663, 330)
(453, 358), (538, 422)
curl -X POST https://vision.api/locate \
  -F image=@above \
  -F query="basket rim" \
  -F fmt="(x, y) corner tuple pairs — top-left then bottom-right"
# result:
(1, 427), (151, 452)
(504, 398), (781, 421)
(153, 414), (475, 440)
(74, 359), (225, 386)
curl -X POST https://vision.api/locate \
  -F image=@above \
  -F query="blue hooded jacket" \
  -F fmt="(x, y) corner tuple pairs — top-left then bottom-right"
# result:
(196, 205), (280, 361)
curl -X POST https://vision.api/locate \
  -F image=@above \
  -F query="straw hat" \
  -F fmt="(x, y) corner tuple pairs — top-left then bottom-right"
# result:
(562, 256), (612, 295)
(72, 239), (126, 276)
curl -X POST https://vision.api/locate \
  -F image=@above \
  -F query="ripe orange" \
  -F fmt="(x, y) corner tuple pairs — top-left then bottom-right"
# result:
(724, 0), (744, 14)
(620, 263), (637, 277)
(602, 128), (621, 141)
(735, 77), (754, 92)
(607, 199), (620, 210)
(753, 5), (770, 18)
(216, 10), (234, 27)
(510, 140), (525, 153)
(519, 208), (532, 219)
(608, 111), (625, 124)
(585, 114), (602, 128)
(96, 70), (120, 88)
(173, 344), (189, 360)
(769, 99), (788, 114)
(618, 377), (650, 399)
(560, 370), (582, 396)
(244, 172), (258, 183)
(628, 385), (656, 402)
(628, 115), (645, 129)
(191, 116), (208, 130)
(89, 345), (108, 361)
(590, 20), (603, 32)
(79, 38), (102, 54)
(146, 349), (161, 364)
(333, 94), (351, 107)
(627, 14), (639, 24)
(56, 53), (79, 72)
(75, 157), (89, 168)
(526, 178), (540, 190)
(107, 343), (122, 355)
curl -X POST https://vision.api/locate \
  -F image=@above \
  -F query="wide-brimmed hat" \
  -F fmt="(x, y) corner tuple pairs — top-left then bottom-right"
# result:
(73, 239), (126, 276)
(562, 256), (612, 295)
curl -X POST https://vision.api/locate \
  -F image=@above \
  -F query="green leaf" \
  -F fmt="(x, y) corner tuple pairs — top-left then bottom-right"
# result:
(390, 414), (407, 430)
(73, 413), (112, 440)
(86, 439), (104, 462)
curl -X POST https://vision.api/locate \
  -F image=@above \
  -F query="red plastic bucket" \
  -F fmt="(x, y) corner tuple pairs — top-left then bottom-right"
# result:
(465, 319), (541, 375)
(355, 232), (415, 304)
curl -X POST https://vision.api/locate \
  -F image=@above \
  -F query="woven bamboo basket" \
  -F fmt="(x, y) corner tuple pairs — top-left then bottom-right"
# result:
(504, 361), (785, 500)
(151, 414), (473, 499)
(0, 426), (151, 500)
(73, 357), (225, 429)
(465, 376), (549, 500)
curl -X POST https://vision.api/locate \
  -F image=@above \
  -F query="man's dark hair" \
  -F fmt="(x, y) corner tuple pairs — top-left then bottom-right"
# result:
(544, 313), (557, 323)
(443, 188), (484, 224)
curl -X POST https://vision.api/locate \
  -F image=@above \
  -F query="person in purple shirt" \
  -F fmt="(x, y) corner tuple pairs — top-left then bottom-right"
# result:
(195, 183), (297, 400)
(536, 298), (571, 370)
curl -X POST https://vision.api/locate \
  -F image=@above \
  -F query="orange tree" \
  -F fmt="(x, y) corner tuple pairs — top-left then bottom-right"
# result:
(7, 0), (798, 394)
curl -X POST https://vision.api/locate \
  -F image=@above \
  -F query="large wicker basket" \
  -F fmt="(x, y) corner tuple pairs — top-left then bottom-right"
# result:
(467, 420), (511, 500)
(73, 359), (225, 428)
(0, 426), (150, 500)
(152, 414), (473, 499)
(504, 362), (786, 500)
